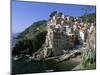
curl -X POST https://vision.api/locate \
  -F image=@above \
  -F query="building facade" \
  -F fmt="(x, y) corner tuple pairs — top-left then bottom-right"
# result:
(47, 12), (75, 56)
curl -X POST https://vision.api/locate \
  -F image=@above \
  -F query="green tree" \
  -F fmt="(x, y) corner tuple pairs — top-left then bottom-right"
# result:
(49, 11), (57, 18)
(81, 6), (95, 23)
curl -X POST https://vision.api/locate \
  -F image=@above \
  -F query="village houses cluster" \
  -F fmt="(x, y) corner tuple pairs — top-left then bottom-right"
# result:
(47, 12), (95, 56)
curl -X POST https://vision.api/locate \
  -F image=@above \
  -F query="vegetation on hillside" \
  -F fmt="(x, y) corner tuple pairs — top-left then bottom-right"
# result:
(80, 13), (96, 23)
(17, 20), (47, 40)
(12, 20), (47, 56)
(81, 49), (96, 69)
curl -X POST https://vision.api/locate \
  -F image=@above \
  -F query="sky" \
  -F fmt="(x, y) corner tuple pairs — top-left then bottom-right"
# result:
(12, 0), (96, 33)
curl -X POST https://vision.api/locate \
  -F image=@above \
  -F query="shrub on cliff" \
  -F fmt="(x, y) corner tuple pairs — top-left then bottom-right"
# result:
(81, 49), (96, 69)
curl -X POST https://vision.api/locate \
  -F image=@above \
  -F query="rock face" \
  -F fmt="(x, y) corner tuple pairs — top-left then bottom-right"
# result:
(86, 24), (96, 50)
(46, 13), (75, 56)
(33, 13), (95, 60)
(33, 12), (76, 59)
